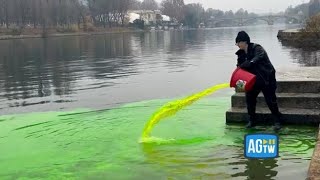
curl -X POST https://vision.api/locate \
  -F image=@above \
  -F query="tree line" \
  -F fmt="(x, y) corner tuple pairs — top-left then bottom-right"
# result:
(285, 0), (320, 18)
(0, 0), (262, 31)
(0, 0), (86, 29)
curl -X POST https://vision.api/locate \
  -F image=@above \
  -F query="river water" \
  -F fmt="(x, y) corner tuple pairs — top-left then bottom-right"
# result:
(0, 24), (319, 179)
(0, 24), (319, 115)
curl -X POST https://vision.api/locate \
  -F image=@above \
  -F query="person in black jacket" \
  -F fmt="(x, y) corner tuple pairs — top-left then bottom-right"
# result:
(235, 31), (282, 131)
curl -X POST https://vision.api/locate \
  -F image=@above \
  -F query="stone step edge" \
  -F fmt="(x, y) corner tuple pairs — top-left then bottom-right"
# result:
(226, 107), (320, 125)
(226, 107), (320, 115)
(233, 93), (320, 98)
(307, 124), (320, 179)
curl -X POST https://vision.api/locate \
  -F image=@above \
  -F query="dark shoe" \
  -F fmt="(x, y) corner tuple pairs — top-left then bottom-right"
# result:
(273, 123), (282, 131)
(246, 121), (256, 128)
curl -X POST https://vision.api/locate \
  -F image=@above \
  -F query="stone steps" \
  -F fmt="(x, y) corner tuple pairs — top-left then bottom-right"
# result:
(226, 107), (320, 126)
(226, 80), (320, 125)
(275, 81), (320, 93)
(232, 93), (320, 110)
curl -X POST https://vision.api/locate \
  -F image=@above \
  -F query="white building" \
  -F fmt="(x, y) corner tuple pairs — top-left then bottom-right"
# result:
(127, 10), (170, 25)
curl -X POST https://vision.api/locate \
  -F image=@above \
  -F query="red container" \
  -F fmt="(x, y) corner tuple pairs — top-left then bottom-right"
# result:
(230, 67), (256, 92)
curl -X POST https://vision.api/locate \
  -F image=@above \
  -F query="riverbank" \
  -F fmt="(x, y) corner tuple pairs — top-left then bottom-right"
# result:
(0, 27), (146, 40)
(277, 28), (300, 39)
(277, 28), (320, 49)
(308, 124), (320, 180)
(277, 67), (320, 180)
(227, 66), (320, 179)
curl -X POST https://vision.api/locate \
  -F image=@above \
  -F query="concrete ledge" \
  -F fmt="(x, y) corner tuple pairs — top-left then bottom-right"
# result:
(232, 93), (320, 109)
(307, 125), (320, 180)
(277, 29), (301, 40)
(0, 29), (145, 40)
(277, 29), (320, 48)
(276, 66), (320, 82)
(226, 107), (320, 126)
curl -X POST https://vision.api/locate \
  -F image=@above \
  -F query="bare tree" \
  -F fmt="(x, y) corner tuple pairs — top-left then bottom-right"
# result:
(30, 0), (40, 28)
(0, 0), (10, 28)
(130, 0), (142, 10)
(88, 0), (113, 28)
(0, 0), (134, 31)
(118, 0), (132, 25)
(161, 0), (185, 22)
(40, 0), (49, 33)
(17, 0), (30, 27)
(183, 3), (204, 28)
(141, 0), (158, 10)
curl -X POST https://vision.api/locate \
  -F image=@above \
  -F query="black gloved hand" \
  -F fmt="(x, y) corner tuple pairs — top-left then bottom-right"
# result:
(240, 60), (254, 69)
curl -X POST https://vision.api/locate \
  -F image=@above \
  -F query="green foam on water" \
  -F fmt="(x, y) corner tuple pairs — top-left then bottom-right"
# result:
(0, 96), (317, 179)
(141, 83), (230, 138)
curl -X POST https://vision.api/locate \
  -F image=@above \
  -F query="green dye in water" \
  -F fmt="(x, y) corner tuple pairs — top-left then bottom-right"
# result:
(0, 96), (317, 179)
(140, 83), (230, 140)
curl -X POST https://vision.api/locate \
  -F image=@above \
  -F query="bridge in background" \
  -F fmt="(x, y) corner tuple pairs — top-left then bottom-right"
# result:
(206, 15), (304, 27)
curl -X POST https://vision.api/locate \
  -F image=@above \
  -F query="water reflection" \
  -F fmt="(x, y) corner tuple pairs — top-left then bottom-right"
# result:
(231, 158), (278, 179)
(140, 142), (233, 179)
(289, 49), (320, 66)
(0, 34), (141, 111)
(0, 25), (318, 114)
(0, 30), (211, 114)
(141, 141), (280, 179)
(140, 124), (315, 180)
(279, 40), (320, 66)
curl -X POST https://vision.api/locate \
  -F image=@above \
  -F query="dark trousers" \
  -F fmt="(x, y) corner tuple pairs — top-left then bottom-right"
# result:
(245, 73), (281, 124)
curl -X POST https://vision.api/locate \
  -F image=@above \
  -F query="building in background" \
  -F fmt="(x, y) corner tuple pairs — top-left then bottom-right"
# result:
(309, 0), (320, 17)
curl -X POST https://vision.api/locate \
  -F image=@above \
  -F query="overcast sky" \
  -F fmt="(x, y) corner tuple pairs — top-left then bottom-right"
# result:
(158, 0), (307, 14)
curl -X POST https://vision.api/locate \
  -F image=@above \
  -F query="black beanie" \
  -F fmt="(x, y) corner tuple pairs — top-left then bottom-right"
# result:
(235, 31), (250, 43)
